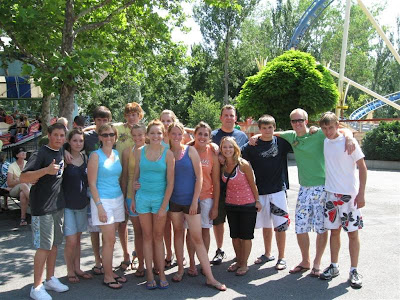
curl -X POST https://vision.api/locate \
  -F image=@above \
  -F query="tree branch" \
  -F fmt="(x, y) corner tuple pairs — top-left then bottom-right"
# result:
(74, 0), (136, 36)
(74, 0), (112, 21)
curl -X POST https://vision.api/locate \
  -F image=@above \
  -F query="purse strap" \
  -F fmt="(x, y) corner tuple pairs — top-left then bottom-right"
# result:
(225, 163), (239, 186)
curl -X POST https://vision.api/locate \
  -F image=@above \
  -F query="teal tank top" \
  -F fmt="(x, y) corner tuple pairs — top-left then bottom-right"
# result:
(94, 149), (122, 199)
(136, 146), (168, 202)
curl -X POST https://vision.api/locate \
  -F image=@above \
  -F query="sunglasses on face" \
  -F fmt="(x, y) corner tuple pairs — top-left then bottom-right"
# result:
(100, 133), (116, 138)
(290, 119), (305, 124)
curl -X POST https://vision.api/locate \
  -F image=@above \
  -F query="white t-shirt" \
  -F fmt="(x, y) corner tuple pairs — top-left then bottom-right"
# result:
(324, 134), (365, 195)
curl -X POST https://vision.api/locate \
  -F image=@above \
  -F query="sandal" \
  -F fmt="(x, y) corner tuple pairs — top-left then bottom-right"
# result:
(103, 280), (122, 289)
(20, 219), (28, 226)
(310, 267), (321, 277)
(76, 272), (93, 279)
(254, 254), (275, 264)
(118, 260), (131, 271)
(92, 265), (104, 275)
(275, 259), (287, 270)
(172, 272), (184, 283)
(114, 275), (127, 283)
(68, 275), (79, 283)
(235, 267), (249, 276)
(289, 265), (310, 274)
(227, 263), (240, 272)
(146, 280), (157, 290)
(131, 251), (138, 270)
(206, 281), (227, 291)
(158, 280), (169, 289)
(134, 269), (145, 277)
(187, 268), (198, 277)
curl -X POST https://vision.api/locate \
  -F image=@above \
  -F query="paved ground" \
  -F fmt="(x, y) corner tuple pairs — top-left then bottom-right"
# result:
(0, 162), (399, 300)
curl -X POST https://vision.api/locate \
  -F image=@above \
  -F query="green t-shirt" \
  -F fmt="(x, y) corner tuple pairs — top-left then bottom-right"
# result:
(280, 129), (325, 187)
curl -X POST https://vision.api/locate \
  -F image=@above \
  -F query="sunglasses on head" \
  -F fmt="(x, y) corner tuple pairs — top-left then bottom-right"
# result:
(100, 133), (116, 138)
(290, 119), (305, 124)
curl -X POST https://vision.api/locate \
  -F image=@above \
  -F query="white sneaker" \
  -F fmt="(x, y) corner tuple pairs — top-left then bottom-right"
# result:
(30, 284), (52, 300)
(44, 276), (69, 292)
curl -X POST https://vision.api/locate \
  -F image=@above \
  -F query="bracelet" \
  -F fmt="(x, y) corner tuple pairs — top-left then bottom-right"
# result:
(95, 201), (103, 207)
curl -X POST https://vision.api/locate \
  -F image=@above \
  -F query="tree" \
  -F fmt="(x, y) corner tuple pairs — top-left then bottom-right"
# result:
(187, 91), (221, 129)
(0, 0), (185, 126)
(236, 50), (339, 129)
(194, 0), (259, 104)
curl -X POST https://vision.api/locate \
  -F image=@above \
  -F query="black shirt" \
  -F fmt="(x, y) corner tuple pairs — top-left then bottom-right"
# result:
(84, 130), (100, 156)
(241, 136), (292, 195)
(23, 146), (65, 216)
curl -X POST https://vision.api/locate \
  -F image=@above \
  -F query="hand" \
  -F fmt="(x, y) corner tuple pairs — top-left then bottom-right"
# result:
(46, 159), (60, 175)
(354, 193), (365, 208)
(130, 199), (136, 214)
(64, 150), (73, 164)
(218, 153), (226, 165)
(345, 137), (356, 155)
(189, 202), (198, 215)
(156, 207), (167, 218)
(255, 201), (262, 212)
(209, 207), (218, 220)
(248, 134), (260, 146)
(133, 181), (141, 191)
(97, 206), (108, 223)
(309, 126), (318, 135)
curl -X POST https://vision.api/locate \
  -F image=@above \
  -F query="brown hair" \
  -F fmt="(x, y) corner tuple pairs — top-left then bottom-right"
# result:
(160, 110), (177, 122)
(319, 111), (339, 126)
(124, 102), (144, 119)
(147, 119), (165, 135)
(194, 121), (212, 136)
(220, 104), (237, 116)
(98, 123), (118, 140)
(258, 114), (276, 128)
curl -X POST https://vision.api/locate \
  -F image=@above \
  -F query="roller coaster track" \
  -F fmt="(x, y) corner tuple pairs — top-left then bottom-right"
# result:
(349, 91), (400, 120)
(288, 0), (334, 49)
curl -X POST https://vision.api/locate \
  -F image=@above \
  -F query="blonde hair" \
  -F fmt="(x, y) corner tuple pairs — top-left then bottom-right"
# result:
(147, 119), (165, 135)
(98, 123), (118, 146)
(167, 121), (185, 148)
(290, 108), (308, 120)
(160, 110), (177, 122)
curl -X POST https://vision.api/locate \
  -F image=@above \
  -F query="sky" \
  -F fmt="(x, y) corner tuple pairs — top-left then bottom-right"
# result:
(171, 0), (400, 47)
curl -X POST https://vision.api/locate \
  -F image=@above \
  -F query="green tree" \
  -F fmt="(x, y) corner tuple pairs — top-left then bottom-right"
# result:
(187, 91), (221, 129)
(236, 50), (339, 129)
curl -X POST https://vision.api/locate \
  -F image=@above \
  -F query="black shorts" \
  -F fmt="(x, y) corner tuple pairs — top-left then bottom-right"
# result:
(169, 201), (201, 215)
(213, 196), (226, 226)
(226, 205), (257, 240)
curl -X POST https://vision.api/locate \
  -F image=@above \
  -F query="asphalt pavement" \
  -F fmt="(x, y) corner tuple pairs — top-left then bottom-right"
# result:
(0, 161), (399, 299)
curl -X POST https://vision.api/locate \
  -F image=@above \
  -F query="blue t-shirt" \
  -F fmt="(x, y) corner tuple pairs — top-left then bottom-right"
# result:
(211, 128), (248, 148)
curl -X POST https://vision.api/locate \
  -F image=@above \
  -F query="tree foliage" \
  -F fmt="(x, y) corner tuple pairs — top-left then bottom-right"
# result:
(187, 91), (221, 129)
(236, 50), (339, 129)
(362, 121), (400, 161)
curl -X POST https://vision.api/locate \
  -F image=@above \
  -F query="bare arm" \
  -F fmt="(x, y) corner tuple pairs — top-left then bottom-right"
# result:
(87, 153), (107, 223)
(130, 147), (142, 213)
(210, 152), (220, 220)
(120, 147), (130, 198)
(240, 160), (261, 212)
(157, 150), (175, 217)
(354, 158), (367, 208)
(188, 146), (203, 215)
(20, 159), (59, 184)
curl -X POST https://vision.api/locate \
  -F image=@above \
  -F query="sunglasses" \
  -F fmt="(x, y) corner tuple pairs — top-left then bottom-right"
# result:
(100, 133), (116, 138)
(290, 119), (305, 124)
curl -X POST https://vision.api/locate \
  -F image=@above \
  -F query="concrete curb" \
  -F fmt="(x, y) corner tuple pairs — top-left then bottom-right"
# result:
(287, 153), (400, 171)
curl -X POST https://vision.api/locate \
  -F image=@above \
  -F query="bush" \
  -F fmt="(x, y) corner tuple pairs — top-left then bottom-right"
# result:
(187, 91), (221, 129)
(362, 121), (400, 161)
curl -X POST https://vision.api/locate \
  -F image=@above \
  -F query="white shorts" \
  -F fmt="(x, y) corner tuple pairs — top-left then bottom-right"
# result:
(324, 192), (363, 232)
(255, 191), (290, 231)
(199, 198), (213, 229)
(90, 194), (125, 226)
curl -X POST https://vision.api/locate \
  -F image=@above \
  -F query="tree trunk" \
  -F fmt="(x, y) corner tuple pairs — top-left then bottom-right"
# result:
(223, 28), (230, 104)
(40, 93), (51, 135)
(58, 83), (77, 129)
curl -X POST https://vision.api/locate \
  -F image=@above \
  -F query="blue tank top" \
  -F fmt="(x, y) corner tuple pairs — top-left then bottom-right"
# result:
(94, 149), (122, 199)
(170, 146), (196, 206)
(136, 146), (168, 202)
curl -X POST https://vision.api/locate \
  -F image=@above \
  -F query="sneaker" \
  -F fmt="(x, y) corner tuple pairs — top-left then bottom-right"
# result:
(211, 248), (226, 265)
(30, 284), (52, 300)
(349, 269), (363, 289)
(319, 264), (340, 280)
(44, 276), (69, 293)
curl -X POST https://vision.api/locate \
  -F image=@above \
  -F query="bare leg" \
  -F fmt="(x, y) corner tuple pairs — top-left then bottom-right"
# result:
(131, 216), (144, 271)
(64, 234), (78, 277)
(213, 223), (224, 249)
(232, 238), (242, 266)
(118, 221), (130, 265)
(275, 231), (286, 259)
(33, 249), (50, 287)
(100, 223), (120, 286)
(139, 213), (155, 283)
(152, 213), (168, 283)
(348, 231), (360, 268)
(262, 228), (273, 257)
(90, 232), (102, 267)
(296, 233), (311, 268)
(239, 239), (252, 270)
(186, 230), (197, 273)
(164, 216), (173, 263)
(19, 183), (30, 220)
(170, 212), (185, 276)
(45, 245), (58, 280)
(313, 231), (328, 270)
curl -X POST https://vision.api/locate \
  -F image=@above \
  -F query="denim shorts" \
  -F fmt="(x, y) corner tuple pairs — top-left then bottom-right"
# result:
(64, 207), (88, 236)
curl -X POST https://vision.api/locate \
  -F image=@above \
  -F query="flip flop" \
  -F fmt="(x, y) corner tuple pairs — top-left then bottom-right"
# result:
(310, 268), (321, 277)
(227, 263), (240, 272)
(92, 266), (104, 275)
(68, 275), (79, 283)
(289, 265), (310, 274)
(20, 219), (28, 226)
(146, 280), (157, 290)
(77, 272), (93, 279)
(206, 281), (227, 291)
(254, 254), (275, 264)
(158, 280), (169, 289)
(103, 280), (122, 289)
(235, 267), (249, 276)
(134, 269), (145, 278)
(114, 275), (127, 283)
(275, 259), (287, 270)
(172, 272), (184, 283)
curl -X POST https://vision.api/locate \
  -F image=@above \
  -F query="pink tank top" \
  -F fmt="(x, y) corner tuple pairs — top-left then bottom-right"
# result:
(199, 145), (214, 200)
(223, 165), (255, 205)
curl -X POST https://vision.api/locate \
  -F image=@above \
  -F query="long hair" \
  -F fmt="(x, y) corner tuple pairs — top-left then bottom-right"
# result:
(167, 121), (185, 148)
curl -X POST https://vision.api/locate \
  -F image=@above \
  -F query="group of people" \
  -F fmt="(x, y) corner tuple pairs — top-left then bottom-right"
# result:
(15, 102), (366, 300)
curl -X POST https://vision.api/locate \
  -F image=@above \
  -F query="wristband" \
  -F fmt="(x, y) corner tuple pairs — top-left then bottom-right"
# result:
(95, 201), (103, 207)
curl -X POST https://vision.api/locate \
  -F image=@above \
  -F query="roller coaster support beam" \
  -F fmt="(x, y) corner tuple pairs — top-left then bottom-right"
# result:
(337, 0), (352, 117)
(328, 68), (400, 112)
(357, 0), (400, 65)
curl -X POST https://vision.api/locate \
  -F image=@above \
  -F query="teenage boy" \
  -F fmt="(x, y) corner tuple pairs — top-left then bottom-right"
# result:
(211, 105), (248, 265)
(318, 112), (366, 289)
(242, 115), (291, 270)
(21, 123), (68, 300)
